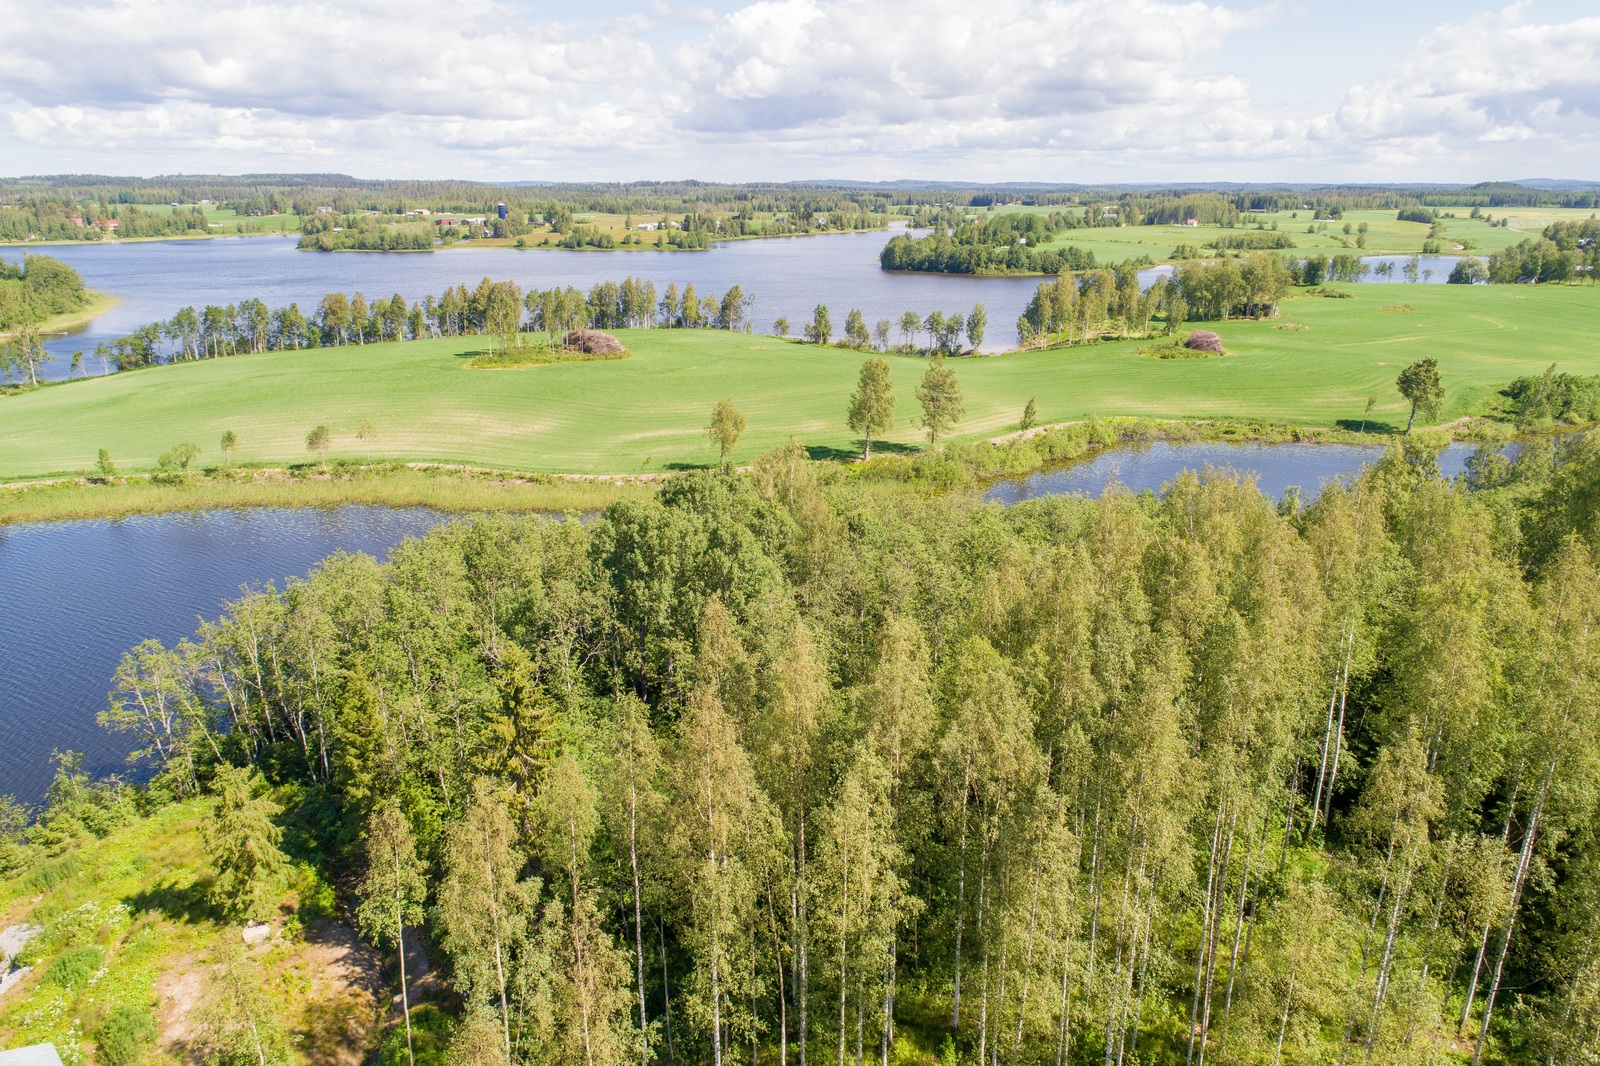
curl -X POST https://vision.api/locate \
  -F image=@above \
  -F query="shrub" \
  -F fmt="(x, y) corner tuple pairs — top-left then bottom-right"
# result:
(377, 1003), (456, 1066)
(45, 944), (104, 990)
(97, 1004), (158, 1066)
(563, 329), (625, 354)
(1184, 330), (1225, 353)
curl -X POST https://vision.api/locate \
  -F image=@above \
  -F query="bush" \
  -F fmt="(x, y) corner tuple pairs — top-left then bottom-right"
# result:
(45, 944), (104, 990)
(376, 1003), (456, 1066)
(1184, 330), (1225, 353)
(97, 1004), (158, 1066)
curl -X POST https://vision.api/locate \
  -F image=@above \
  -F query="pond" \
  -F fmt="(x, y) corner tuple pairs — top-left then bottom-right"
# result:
(984, 439), (1481, 505)
(0, 506), (449, 803)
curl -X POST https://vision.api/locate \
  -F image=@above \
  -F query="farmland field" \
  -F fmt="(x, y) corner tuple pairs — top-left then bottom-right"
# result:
(938, 205), (1599, 265)
(2, 282), (1596, 479)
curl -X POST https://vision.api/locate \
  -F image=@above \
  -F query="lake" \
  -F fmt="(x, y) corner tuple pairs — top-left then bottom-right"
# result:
(0, 506), (449, 803)
(9, 231), (1456, 379)
(18, 228), (1059, 374)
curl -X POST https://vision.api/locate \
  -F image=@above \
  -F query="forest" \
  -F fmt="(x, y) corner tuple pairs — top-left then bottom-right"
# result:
(4, 429), (1599, 1065)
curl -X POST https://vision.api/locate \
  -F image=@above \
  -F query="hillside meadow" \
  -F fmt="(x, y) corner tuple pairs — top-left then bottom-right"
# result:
(1, 282), (1597, 479)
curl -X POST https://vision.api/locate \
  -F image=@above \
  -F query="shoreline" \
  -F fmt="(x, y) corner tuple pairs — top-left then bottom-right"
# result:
(0, 291), (118, 338)
(0, 416), (1553, 528)
(0, 463), (657, 526)
(0, 229), (297, 249)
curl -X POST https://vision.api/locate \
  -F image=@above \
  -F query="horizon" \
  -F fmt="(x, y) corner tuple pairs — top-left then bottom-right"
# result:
(3, 174), (1597, 189)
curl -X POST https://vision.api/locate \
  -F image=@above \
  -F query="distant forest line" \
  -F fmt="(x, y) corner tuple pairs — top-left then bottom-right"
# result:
(2, 176), (1595, 245)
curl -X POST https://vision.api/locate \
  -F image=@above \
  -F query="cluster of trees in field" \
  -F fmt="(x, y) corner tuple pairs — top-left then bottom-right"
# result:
(6, 430), (1600, 1065)
(1015, 253), (1296, 347)
(719, 207), (887, 239)
(880, 231), (1111, 276)
(1017, 263), (1160, 346)
(791, 304), (988, 356)
(1482, 236), (1599, 284)
(298, 214), (438, 251)
(0, 199), (219, 242)
(81, 277), (762, 372)
(1209, 231), (1296, 251)
(526, 280), (755, 339)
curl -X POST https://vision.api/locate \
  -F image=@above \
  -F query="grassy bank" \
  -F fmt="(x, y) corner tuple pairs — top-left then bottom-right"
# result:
(0, 282), (1596, 480)
(0, 463), (654, 526)
(0, 290), (117, 339)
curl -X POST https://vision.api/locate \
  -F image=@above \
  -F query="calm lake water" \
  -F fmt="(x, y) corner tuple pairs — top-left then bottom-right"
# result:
(985, 440), (1479, 505)
(0, 506), (449, 803)
(9, 232), (1456, 379)
(18, 227), (1062, 374)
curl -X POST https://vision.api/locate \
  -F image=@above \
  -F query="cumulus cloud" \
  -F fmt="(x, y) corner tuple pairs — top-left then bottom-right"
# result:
(1331, 6), (1600, 139)
(0, 0), (1595, 179)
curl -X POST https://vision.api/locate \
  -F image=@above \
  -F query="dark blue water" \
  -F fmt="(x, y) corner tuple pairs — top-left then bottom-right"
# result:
(985, 440), (1479, 505)
(0, 506), (449, 803)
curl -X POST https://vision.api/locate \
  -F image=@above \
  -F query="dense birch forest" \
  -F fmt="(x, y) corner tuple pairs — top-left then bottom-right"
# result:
(22, 431), (1600, 1064)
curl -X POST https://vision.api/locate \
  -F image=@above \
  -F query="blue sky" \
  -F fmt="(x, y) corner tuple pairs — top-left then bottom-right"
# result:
(0, 0), (1595, 183)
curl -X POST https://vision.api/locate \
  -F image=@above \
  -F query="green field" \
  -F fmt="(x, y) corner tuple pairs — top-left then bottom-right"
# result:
(943, 205), (1599, 265)
(2, 284), (1597, 479)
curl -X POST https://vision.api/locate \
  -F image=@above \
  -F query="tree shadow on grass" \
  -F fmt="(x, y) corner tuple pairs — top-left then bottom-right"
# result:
(1335, 419), (1401, 435)
(127, 876), (216, 925)
(805, 441), (921, 462)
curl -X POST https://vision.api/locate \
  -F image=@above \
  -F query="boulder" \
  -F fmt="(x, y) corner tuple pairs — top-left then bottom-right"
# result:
(1183, 330), (1225, 353)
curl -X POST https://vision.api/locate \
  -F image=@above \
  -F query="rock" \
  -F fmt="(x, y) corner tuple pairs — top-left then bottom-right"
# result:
(1183, 330), (1225, 353)
(0, 965), (32, 1000)
(0, 924), (40, 971)
(242, 921), (274, 946)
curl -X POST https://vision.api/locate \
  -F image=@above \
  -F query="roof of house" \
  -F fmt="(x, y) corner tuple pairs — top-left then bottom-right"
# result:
(0, 1045), (66, 1066)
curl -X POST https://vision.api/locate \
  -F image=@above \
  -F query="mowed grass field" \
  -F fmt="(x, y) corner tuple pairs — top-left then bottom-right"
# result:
(2, 284), (1597, 478)
(954, 206), (1598, 264)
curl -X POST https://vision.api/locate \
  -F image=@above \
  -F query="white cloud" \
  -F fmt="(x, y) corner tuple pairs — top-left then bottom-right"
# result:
(1325, 6), (1600, 167)
(0, 0), (1596, 179)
